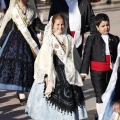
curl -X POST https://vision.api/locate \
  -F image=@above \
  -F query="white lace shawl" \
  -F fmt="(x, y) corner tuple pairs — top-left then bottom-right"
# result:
(34, 33), (83, 98)
(34, 15), (83, 97)
(0, 0), (39, 37)
(15, 4), (38, 26)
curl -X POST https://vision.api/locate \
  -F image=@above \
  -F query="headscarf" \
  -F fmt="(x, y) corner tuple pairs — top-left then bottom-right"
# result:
(44, 15), (68, 37)
(0, 0), (39, 37)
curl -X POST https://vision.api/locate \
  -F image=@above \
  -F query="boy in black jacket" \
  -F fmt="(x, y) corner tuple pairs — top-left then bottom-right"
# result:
(80, 13), (120, 120)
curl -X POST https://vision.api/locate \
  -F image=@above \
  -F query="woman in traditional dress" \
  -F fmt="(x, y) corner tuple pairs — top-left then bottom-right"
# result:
(98, 43), (120, 120)
(25, 14), (88, 120)
(0, 0), (45, 105)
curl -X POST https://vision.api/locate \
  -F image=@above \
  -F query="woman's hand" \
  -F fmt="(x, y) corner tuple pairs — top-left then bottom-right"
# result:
(39, 37), (43, 44)
(113, 102), (120, 113)
(37, 33), (43, 44)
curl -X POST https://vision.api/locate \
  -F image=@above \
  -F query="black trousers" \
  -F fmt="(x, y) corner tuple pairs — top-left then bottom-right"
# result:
(90, 70), (112, 103)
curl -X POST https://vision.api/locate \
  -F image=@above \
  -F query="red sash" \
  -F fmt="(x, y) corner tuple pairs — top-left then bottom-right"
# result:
(70, 31), (75, 38)
(70, 31), (84, 41)
(90, 55), (111, 71)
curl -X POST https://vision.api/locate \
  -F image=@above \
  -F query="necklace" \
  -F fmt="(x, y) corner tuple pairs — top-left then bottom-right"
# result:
(52, 33), (66, 52)
(53, 34), (64, 45)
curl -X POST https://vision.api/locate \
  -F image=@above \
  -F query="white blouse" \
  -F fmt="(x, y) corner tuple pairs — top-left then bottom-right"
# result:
(101, 34), (110, 55)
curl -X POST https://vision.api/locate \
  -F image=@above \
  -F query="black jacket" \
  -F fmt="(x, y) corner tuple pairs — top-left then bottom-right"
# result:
(81, 32), (120, 74)
(48, 0), (97, 35)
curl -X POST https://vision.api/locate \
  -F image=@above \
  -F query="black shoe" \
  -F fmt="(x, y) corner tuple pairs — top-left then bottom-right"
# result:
(94, 111), (98, 120)
(17, 92), (27, 105)
(106, 0), (111, 4)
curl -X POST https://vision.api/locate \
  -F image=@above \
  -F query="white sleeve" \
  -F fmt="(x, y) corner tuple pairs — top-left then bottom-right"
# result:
(117, 43), (120, 57)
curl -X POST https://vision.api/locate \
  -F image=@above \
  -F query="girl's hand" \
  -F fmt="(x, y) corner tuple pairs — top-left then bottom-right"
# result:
(45, 77), (50, 86)
(44, 77), (54, 92)
(113, 102), (120, 113)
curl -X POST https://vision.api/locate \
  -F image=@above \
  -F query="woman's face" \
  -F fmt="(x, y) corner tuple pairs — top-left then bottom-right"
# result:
(53, 18), (65, 35)
(19, 0), (29, 5)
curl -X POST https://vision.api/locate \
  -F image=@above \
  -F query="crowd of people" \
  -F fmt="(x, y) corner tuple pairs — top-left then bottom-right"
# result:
(0, 0), (120, 120)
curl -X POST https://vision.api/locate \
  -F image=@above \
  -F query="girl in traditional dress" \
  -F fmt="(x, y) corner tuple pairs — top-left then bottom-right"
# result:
(0, 0), (45, 105)
(25, 14), (88, 120)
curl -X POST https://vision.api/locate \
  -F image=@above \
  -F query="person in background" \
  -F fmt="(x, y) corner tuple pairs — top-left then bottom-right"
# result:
(0, 0), (5, 26)
(0, 0), (7, 13)
(106, 0), (111, 4)
(80, 13), (120, 120)
(25, 14), (88, 120)
(0, 0), (45, 105)
(4, 0), (10, 11)
(0, 0), (10, 26)
(48, 0), (96, 57)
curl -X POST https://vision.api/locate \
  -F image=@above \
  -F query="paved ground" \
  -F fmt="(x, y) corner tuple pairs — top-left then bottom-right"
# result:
(0, 0), (120, 119)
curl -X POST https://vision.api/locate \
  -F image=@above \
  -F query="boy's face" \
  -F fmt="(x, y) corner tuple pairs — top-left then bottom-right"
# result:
(96, 21), (110, 35)
(53, 18), (65, 35)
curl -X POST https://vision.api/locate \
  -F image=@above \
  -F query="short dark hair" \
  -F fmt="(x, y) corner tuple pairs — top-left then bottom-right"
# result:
(95, 13), (109, 27)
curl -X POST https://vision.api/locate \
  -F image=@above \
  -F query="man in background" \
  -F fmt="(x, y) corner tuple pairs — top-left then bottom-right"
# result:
(48, 0), (96, 57)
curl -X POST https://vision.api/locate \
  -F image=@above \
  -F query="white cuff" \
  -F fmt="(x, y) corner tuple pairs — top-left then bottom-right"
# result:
(80, 73), (87, 76)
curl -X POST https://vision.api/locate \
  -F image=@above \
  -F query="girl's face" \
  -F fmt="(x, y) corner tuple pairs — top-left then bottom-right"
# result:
(96, 21), (110, 35)
(53, 18), (65, 35)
